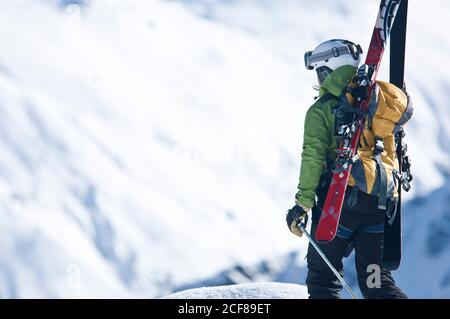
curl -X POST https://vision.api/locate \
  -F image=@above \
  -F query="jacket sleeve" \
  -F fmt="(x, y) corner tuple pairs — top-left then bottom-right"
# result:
(295, 106), (329, 209)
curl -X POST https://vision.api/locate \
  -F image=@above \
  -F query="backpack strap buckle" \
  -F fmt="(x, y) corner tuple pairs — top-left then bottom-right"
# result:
(393, 168), (412, 192)
(374, 137), (384, 156)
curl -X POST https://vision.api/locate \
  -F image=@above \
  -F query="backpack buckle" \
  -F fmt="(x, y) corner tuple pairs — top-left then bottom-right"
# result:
(373, 137), (384, 156)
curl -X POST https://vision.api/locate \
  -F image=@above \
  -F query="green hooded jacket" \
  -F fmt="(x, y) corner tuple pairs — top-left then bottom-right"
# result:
(295, 65), (357, 209)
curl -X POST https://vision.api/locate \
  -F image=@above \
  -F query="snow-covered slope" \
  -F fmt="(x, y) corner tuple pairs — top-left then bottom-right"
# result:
(0, 0), (449, 298)
(0, 0), (308, 298)
(163, 282), (308, 299)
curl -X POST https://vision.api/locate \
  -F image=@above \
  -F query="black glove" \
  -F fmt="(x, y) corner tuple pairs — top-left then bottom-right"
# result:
(286, 204), (308, 237)
(350, 85), (369, 100)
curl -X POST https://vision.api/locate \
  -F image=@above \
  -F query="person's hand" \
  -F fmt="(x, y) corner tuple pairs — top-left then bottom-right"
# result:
(286, 204), (309, 237)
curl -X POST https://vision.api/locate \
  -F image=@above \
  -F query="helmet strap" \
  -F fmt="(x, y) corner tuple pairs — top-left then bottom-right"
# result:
(316, 66), (333, 84)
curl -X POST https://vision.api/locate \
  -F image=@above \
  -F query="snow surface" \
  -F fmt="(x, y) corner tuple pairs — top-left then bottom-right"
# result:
(0, 0), (449, 298)
(163, 282), (308, 299)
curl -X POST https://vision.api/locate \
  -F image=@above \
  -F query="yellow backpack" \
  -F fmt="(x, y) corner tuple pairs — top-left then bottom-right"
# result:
(347, 80), (413, 208)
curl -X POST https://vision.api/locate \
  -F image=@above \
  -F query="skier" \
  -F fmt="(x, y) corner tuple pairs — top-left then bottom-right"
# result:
(286, 39), (412, 299)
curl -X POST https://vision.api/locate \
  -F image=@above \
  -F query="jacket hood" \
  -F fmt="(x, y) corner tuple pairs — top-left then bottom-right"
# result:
(319, 65), (357, 97)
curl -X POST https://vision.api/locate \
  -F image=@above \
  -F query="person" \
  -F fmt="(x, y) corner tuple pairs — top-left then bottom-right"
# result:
(286, 39), (413, 299)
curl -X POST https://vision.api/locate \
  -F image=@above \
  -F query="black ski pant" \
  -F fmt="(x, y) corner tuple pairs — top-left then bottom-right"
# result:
(306, 187), (407, 299)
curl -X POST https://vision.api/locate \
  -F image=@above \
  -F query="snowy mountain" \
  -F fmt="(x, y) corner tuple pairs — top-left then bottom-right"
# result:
(163, 282), (308, 299)
(0, 0), (449, 298)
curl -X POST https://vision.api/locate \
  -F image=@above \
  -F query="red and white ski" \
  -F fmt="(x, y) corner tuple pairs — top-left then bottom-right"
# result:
(315, 0), (402, 242)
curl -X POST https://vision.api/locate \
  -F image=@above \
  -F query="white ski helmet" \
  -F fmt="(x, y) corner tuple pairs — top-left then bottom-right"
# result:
(304, 39), (363, 83)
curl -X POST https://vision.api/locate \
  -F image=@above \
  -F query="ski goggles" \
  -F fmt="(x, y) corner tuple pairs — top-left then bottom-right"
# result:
(304, 40), (363, 70)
